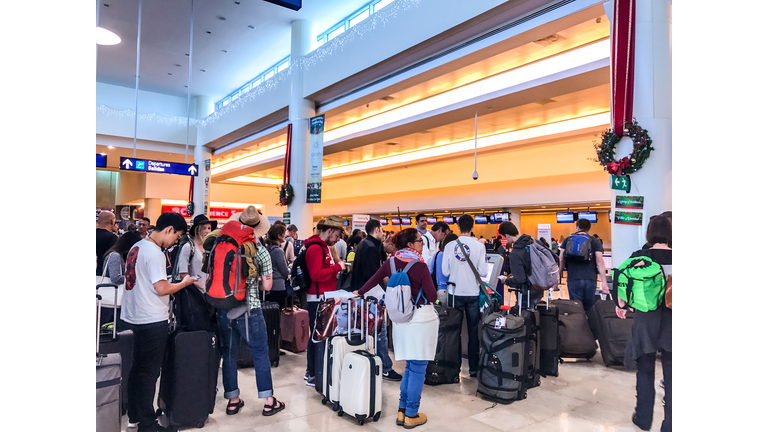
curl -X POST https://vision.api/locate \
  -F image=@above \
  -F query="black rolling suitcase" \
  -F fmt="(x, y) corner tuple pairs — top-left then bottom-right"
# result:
(552, 299), (597, 359)
(536, 289), (560, 377)
(588, 293), (634, 366)
(425, 300), (463, 385)
(97, 284), (133, 416)
(158, 297), (219, 429)
(96, 286), (122, 432)
(237, 289), (281, 368)
(509, 288), (541, 390)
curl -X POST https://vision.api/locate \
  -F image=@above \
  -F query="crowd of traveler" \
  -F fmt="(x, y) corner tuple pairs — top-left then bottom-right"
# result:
(96, 206), (672, 431)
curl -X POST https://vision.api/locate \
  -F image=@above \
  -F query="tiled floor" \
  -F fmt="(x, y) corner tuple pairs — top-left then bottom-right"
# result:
(129, 280), (668, 432)
(130, 345), (666, 432)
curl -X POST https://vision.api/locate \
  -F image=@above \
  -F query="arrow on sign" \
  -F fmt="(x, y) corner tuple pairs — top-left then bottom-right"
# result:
(188, 166), (197, 175)
(122, 159), (133, 169)
(614, 177), (620, 186)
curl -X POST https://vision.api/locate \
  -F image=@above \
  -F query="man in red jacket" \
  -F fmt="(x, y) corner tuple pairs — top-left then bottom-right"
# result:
(304, 215), (346, 386)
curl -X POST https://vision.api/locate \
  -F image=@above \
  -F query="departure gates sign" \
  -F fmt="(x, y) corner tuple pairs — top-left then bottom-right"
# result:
(120, 157), (198, 176)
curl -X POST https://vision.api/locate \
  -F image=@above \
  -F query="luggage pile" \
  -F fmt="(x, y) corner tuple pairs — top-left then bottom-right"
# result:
(314, 297), (382, 426)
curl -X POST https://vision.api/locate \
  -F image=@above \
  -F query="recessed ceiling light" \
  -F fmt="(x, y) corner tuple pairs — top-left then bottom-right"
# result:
(108, 146), (115, 149)
(167, 73), (172, 75)
(235, 1), (241, 4)
(386, 142), (398, 146)
(174, 64), (181, 67)
(184, 85), (188, 88)
(95, 27), (121, 45)
(216, 15), (227, 21)
(206, 31), (212, 34)
(200, 69), (206, 72)
(380, 96), (395, 101)
(221, 49), (227, 53)
(185, 53), (189, 56)
(248, 25), (255, 29)
(103, 3), (110, 6)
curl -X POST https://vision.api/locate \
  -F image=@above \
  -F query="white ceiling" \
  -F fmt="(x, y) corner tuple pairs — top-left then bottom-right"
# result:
(96, 0), (371, 99)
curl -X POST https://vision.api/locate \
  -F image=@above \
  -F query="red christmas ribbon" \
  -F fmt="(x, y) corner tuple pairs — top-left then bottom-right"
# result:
(611, 0), (636, 137)
(283, 123), (293, 186)
(607, 156), (631, 176)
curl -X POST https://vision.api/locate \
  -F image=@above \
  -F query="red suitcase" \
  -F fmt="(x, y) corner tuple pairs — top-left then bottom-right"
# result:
(280, 298), (310, 353)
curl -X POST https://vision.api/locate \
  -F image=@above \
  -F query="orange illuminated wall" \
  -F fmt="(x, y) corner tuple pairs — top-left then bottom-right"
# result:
(520, 212), (611, 250)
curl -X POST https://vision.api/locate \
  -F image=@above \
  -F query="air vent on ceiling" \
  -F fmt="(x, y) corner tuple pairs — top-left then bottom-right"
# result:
(216, 16), (227, 21)
(533, 33), (566, 46)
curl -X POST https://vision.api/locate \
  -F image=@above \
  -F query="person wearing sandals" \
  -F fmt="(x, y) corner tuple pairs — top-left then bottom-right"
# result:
(355, 228), (438, 429)
(215, 206), (287, 417)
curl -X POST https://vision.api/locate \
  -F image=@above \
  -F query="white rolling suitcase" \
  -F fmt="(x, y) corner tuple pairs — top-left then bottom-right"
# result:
(337, 297), (383, 425)
(321, 297), (374, 411)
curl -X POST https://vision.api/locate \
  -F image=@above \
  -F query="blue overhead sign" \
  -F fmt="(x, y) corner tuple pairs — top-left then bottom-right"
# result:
(97, 154), (107, 168)
(119, 157), (198, 176)
(263, 0), (301, 11)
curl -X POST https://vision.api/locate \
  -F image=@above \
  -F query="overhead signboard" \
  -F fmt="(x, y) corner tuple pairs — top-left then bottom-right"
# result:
(263, 0), (301, 11)
(97, 154), (107, 168)
(162, 205), (245, 219)
(120, 157), (198, 176)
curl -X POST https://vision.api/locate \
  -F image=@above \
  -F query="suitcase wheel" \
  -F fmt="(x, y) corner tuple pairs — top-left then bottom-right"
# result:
(196, 420), (206, 428)
(156, 408), (163, 416)
(522, 391), (527, 399)
(373, 412), (381, 422)
(332, 402), (340, 412)
(321, 397), (328, 405)
(356, 414), (366, 425)
(337, 408), (344, 417)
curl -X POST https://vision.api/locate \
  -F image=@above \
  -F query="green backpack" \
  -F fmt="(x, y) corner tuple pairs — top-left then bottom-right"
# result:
(614, 256), (667, 312)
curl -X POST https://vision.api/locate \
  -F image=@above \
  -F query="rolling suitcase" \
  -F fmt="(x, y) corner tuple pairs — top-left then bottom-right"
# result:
(337, 297), (383, 425)
(425, 298), (463, 385)
(536, 288), (560, 377)
(319, 297), (373, 411)
(509, 288), (541, 391)
(158, 301), (219, 429)
(96, 287), (122, 432)
(588, 293), (634, 366)
(262, 290), (282, 367)
(97, 283), (133, 416)
(476, 299), (529, 404)
(280, 297), (310, 353)
(552, 299), (597, 359)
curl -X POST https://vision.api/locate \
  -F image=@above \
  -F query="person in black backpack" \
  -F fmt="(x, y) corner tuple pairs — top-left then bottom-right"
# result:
(558, 218), (608, 315)
(498, 222), (541, 308)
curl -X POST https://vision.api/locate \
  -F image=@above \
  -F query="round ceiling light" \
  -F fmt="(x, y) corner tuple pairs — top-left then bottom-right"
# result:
(96, 27), (121, 45)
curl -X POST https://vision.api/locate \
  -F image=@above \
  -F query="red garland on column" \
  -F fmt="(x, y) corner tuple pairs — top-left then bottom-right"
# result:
(186, 175), (194, 216)
(278, 124), (294, 206)
(595, 0), (653, 176)
(611, 0), (636, 136)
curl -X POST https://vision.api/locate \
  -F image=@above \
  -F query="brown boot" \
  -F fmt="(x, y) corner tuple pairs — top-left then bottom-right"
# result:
(397, 409), (405, 426)
(403, 413), (427, 429)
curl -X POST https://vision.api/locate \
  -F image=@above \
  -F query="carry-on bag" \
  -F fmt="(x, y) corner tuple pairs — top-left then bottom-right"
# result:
(551, 299), (597, 359)
(280, 297), (310, 353)
(589, 293), (634, 366)
(157, 296), (219, 429)
(508, 287), (541, 391)
(96, 286), (122, 432)
(97, 283), (133, 416)
(476, 297), (529, 404)
(337, 297), (383, 425)
(261, 289), (282, 367)
(425, 295), (463, 385)
(536, 288), (560, 377)
(319, 297), (374, 411)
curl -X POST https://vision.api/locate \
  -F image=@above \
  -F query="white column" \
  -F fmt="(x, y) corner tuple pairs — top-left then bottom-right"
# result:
(504, 207), (522, 231)
(608, 0), (672, 266)
(193, 96), (214, 218)
(287, 19), (316, 239)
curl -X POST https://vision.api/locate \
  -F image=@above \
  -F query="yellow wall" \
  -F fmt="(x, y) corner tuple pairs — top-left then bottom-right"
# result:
(520, 211), (611, 250)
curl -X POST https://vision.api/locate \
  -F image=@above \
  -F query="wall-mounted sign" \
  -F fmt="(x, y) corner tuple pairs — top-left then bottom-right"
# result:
(610, 174), (631, 192)
(537, 224), (551, 242)
(97, 154), (107, 168)
(162, 205), (244, 219)
(283, 212), (291, 218)
(268, 216), (282, 225)
(120, 157), (198, 176)
(307, 115), (325, 203)
(616, 195), (644, 209)
(263, 0), (301, 11)
(614, 211), (643, 226)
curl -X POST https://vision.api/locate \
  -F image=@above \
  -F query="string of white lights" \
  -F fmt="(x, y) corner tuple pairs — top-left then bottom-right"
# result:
(96, 0), (422, 130)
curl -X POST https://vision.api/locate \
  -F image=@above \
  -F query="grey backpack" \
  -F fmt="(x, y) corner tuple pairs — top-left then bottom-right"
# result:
(528, 239), (559, 292)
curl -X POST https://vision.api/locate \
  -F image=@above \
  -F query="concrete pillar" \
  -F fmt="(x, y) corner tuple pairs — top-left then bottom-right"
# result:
(143, 198), (162, 225)
(287, 19), (316, 239)
(504, 208), (522, 231)
(606, 0), (672, 267)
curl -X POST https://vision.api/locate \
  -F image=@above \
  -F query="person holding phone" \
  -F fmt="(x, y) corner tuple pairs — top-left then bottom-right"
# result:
(178, 215), (216, 294)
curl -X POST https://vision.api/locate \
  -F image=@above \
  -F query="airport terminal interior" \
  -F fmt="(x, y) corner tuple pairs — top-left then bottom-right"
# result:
(95, 0), (672, 431)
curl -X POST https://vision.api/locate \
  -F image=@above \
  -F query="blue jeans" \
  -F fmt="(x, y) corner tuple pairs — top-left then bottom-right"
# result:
(217, 308), (274, 399)
(567, 279), (598, 312)
(448, 294), (480, 372)
(378, 320), (393, 373)
(399, 360), (428, 417)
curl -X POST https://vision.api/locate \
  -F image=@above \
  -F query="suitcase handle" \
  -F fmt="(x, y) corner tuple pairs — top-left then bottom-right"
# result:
(96, 283), (119, 348)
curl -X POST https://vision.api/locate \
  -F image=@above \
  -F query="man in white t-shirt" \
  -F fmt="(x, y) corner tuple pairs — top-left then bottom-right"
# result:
(421, 221), (450, 269)
(121, 212), (195, 432)
(441, 214), (487, 378)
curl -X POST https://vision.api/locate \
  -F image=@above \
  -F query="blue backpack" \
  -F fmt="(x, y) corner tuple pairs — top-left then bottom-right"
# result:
(564, 233), (592, 263)
(383, 258), (424, 323)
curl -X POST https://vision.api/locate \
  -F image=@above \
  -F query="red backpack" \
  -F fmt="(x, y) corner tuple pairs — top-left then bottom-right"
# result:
(205, 221), (256, 309)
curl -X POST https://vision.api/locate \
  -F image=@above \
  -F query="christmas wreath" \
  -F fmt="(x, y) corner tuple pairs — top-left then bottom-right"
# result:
(595, 119), (654, 176)
(278, 184), (294, 206)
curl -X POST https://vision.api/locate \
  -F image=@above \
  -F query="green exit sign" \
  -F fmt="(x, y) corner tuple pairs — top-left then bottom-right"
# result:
(611, 175), (631, 192)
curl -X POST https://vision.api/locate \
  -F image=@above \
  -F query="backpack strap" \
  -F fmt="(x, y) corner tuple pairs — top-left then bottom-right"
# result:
(389, 257), (397, 274)
(403, 259), (419, 273)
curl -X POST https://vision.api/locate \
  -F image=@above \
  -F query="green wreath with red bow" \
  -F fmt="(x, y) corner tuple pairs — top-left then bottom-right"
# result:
(278, 184), (294, 206)
(595, 119), (654, 176)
